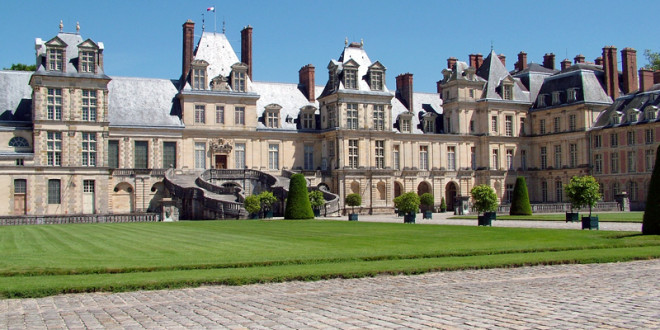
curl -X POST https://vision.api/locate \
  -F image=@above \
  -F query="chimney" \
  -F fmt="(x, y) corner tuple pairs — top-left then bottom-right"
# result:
(595, 56), (603, 66)
(298, 64), (315, 102)
(476, 54), (484, 70)
(241, 25), (253, 80)
(560, 58), (572, 71)
(396, 73), (414, 112)
(621, 47), (638, 94)
(181, 20), (195, 82)
(639, 69), (654, 92)
(602, 46), (619, 99)
(497, 54), (506, 68)
(436, 80), (443, 94)
(516, 51), (528, 71)
(543, 53), (555, 70)
(469, 54), (477, 69)
(447, 57), (457, 69)
(574, 54), (585, 64)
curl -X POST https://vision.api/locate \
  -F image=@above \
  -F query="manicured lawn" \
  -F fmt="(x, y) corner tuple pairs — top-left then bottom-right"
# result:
(449, 212), (644, 222)
(1, 220), (658, 298)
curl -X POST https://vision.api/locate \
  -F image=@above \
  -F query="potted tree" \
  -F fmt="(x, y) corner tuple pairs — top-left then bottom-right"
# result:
(345, 193), (361, 221)
(394, 192), (421, 224)
(440, 197), (447, 213)
(564, 175), (602, 230)
(309, 190), (325, 217)
(244, 195), (261, 219)
(258, 191), (277, 219)
(470, 184), (498, 226)
(420, 193), (434, 219)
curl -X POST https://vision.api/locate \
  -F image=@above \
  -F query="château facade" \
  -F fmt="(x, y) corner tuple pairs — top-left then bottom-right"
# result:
(0, 20), (658, 218)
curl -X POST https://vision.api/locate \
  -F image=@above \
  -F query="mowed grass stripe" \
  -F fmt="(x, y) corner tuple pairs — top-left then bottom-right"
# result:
(1, 246), (658, 299)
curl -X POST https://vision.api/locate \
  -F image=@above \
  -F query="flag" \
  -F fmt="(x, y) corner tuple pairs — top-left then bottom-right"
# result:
(207, 7), (215, 12)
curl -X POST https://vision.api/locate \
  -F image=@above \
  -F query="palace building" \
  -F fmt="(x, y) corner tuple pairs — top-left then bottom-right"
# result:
(0, 20), (658, 219)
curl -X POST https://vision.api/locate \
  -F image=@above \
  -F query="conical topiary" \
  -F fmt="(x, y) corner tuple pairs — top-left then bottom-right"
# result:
(284, 173), (314, 219)
(509, 176), (532, 216)
(642, 144), (660, 235)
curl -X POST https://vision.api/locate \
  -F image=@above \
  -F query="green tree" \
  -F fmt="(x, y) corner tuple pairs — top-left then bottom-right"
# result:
(284, 174), (314, 219)
(470, 184), (498, 214)
(509, 177), (532, 216)
(308, 190), (325, 211)
(419, 193), (434, 210)
(564, 176), (601, 217)
(393, 192), (420, 214)
(257, 191), (277, 213)
(4, 63), (36, 71)
(643, 49), (660, 70)
(244, 195), (261, 215)
(642, 144), (660, 235)
(440, 197), (447, 211)
(345, 193), (362, 214)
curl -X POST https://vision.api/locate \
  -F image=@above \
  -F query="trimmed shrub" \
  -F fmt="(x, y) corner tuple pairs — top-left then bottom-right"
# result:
(284, 174), (314, 219)
(420, 193), (434, 208)
(394, 192), (420, 214)
(509, 177), (532, 216)
(440, 197), (447, 211)
(345, 193), (362, 214)
(643, 144), (660, 235)
(244, 195), (261, 215)
(257, 191), (277, 212)
(564, 175), (601, 217)
(470, 184), (498, 214)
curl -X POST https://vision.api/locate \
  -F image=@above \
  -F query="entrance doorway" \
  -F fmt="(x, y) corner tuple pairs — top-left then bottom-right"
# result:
(14, 179), (26, 215)
(215, 155), (227, 169)
(445, 182), (458, 211)
(83, 180), (96, 214)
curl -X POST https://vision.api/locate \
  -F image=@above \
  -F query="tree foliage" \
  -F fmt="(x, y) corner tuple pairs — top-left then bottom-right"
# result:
(510, 177), (532, 216)
(419, 193), (434, 207)
(257, 191), (277, 212)
(284, 174), (314, 219)
(643, 49), (660, 71)
(308, 190), (325, 210)
(4, 63), (36, 71)
(564, 175), (601, 217)
(470, 184), (498, 214)
(642, 144), (660, 235)
(345, 193), (362, 214)
(394, 192), (420, 214)
(244, 195), (261, 215)
(440, 197), (447, 210)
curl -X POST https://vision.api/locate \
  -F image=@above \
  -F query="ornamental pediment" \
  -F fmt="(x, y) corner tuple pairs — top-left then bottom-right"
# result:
(210, 138), (233, 153)
(46, 36), (67, 47)
(77, 39), (98, 50)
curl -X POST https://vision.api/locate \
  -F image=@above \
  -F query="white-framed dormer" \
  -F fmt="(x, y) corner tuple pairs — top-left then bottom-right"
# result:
(551, 91), (561, 105)
(627, 108), (640, 123)
(264, 104), (281, 128)
(644, 105), (658, 121)
(327, 61), (339, 92)
(230, 62), (248, 92)
(190, 59), (209, 90)
(77, 39), (99, 74)
(45, 36), (67, 72)
(499, 77), (514, 101)
(610, 111), (623, 125)
(368, 61), (385, 91)
(300, 105), (317, 130)
(422, 112), (437, 134)
(342, 59), (359, 90)
(397, 112), (413, 133)
(567, 88), (578, 102)
(537, 94), (547, 107)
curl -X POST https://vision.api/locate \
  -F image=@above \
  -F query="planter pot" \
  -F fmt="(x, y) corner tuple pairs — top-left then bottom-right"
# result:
(581, 216), (599, 230)
(478, 215), (492, 226)
(313, 209), (321, 217)
(440, 208), (447, 213)
(348, 213), (358, 221)
(265, 210), (273, 219)
(484, 212), (497, 221)
(249, 213), (259, 219)
(565, 212), (579, 223)
(404, 213), (416, 224)
(397, 210), (405, 217)
(423, 210), (433, 219)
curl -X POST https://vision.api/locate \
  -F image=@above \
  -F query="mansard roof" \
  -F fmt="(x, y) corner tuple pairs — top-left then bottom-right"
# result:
(532, 66), (612, 110)
(476, 51), (530, 102)
(592, 89), (660, 129)
(34, 32), (108, 78)
(187, 31), (252, 91)
(108, 76), (183, 128)
(252, 81), (323, 130)
(0, 71), (32, 123)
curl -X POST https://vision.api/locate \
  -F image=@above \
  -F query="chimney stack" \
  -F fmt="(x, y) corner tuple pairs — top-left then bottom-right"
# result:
(298, 64), (315, 102)
(241, 25), (253, 80)
(436, 80), (443, 94)
(476, 54), (484, 70)
(543, 53), (555, 70)
(469, 54), (477, 69)
(639, 69), (654, 92)
(516, 51), (528, 71)
(602, 46), (619, 99)
(621, 47), (638, 94)
(574, 54), (585, 64)
(447, 57), (457, 69)
(498, 54), (506, 68)
(560, 58), (572, 71)
(181, 20), (195, 83)
(595, 56), (603, 66)
(396, 73), (414, 112)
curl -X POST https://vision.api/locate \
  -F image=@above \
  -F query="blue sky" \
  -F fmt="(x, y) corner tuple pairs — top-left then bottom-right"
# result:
(2, 0), (658, 93)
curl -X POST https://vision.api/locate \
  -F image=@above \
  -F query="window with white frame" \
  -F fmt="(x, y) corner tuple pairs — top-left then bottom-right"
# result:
(80, 50), (95, 73)
(232, 71), (246, 92)
(424, 118), (435, 133)
(47, 88), (62, 120)
(194, 105), (205, 124)
(520, 117), (526, 136)
(47, 132), (62, 166)
(344, 68), (357, 89)
(611, 112), (621, 125)
(192, 67), (207, 90)
(194, 142), (206, 169)
(628, 181), (638, 201)
(47, 47), (64, 71)
(503, 84), (513, 100)
(216, 106), (224, 124)
(505, 116), (513, 137)
(554, 145), (562, 168)
(555, 180), (563, 202)
(163, 142), (176, 168)
(48, 179), (61, 204)
(645, 106), (657, 121)
(611, 133), (618, 147)
(594, 154), (603, 174)
(401, 118), (411, 133)
(541, 180), (548, 202)
(419, 146), (429, 170)
(235, 107), (245, 125)
(505, 184), (514, 203)
(375, 140), (385, 169)
(611, 152), (619, 173)
(235, 143), (245, 169)
(304, 145), (314, 170)
(567, 88), (577, 102)
(594, 134), (602, 148)
(268, 144), (279, 170)
(346, 103), (358, 129)
(554, 117), (561, 133)
(491, 116), (498, 133)
(646, 129), (654, 144)
(327, 104), (336, 128)
(627, 151), (635, 173)
(266, 111), (279, 128)
(552, 91), (560, 105)
(370, 70), (383, 91)
(569, 143), (577, 168)
(537, 94), (546, 107)
(471, 147), (477, 170)
(373, 105), (384, 130)
(348, 139), (359, 169)
(540, 146), (547, 170)
(627, 131), (635, 145)
(569, 114), (576, 131)
(81, 133), (96, 167)
(628, 111), (638, 123)
(393, 145), (400, 170)
(448, 146), (456, 171)
(82, 90), (97, 121)
(492, 149), (499, 169)
(539, 119), (546, 135)
(14, 179), (26, 195)
(506, 149), (513, 170)
(646, 149), (655, 172)
(302, 111), (315, 130)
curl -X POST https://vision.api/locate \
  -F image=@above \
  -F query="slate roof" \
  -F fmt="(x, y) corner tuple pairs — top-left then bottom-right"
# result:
(107, 77), (183, 128)
(33, 32), (109, 79)
(320, 43), (391, 98)
(532, 66), (612, 111)
(476, 51), (530, 102)
(592, 89), (660, 129)
(252, 81), (322, 130)
(0, 71), (32, 123)
(513, 63), (558, 102)
(185, 32), (252, 91)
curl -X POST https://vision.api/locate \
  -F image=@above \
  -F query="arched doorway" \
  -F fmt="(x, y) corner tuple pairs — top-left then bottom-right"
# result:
(445, 182), (458, 211)
(417, 181), (431, 195)
(394, 181), (403, 198)
(112, 182), (134, 213)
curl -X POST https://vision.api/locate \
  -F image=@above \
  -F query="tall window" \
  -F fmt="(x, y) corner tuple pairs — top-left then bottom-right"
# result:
(47, 48), (63, 71)
(235, 143), (245, 169)
(554, 145), (562, 168)
(555, 180), (563, 202)
(327, 105), (336, 128)
(235, 107), (245, 125)
(47, 88), (62, 120)
(268, 144), (279, 170)
(348, 140), (359, 169)
(611, 152), (619, 174)
(448, 146), (456, 171)
(569, 144), (577, 168)
(401, 119), (411, 133)
(541, 181), (548, 202)
(627, 151), (635, 173)
(646, 129), (654, 144)
(539, 119), (546, 135)
(521, 150), (527, 170)
(540, 147), (547, 170)
(193, 142), (205, 169)
(194, 105), (205, 124)
(492, 149), (499, 170)
(346, 103), (358, 129)
(471, 147), (476, 170)
(304, 145), (314, 170)
(503, 85), (513, 100)
(80, 50), (95, 73)
(594, 135), (602, 148)
(628, 181), (638, 201)
(370, 71), (383, 90)
(215, 106), (224, 124)
(14, 179), (26, 195)
(646, 149), (655, 172)
(594, 154), (603, 174)
(48, 179), (61, 204)
(552, 91), (560, 105)
(163, 142), (176, 168)
(233, 71), (246, 92)
(646, 108), (657, 121)
(491, 116), (498, 133)
(610, 133), (618, 147)
(302, 112), (314, 129)
(82, 90), (97, 121)
(266, 111), (279, 128)
(373, 105), (385, 130)
(393, 145), (400, 170)
(81, 133), (96, 167)
(569, 114), (576, 131)
(612, 182), (620, 198)
(419, 146), (429, 170)
(505, 184), (514, 203)
(375, 140), (385, 169)
(344, 69), (357, 89)
(567, 89), (577, 102)
(553, 117), (561, 133)
(470, 120), (475, 133)
(505, 116), (513, 137)
(627, 131), (635, 145)
(506, 149), (514, 170)
(134, 141), (148, 169)
(47, 132), (62, 166)
(520, 117), (526, 136)
(192, 67), (206, 90)
(108, 140), (119, 168)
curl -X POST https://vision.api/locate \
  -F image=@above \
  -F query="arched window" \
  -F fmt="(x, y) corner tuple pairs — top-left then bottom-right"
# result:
(8, 137), (29, 148)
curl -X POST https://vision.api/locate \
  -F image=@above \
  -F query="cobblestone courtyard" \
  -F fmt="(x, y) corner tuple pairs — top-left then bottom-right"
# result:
(2, 259), (659, 329)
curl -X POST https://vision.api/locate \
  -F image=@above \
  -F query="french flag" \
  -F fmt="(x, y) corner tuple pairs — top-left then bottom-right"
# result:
(207, 7), (215, 12)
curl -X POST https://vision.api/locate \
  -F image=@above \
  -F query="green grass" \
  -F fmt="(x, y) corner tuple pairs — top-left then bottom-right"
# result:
(449, 212), (643, 222)
(1, 220), (658, 298)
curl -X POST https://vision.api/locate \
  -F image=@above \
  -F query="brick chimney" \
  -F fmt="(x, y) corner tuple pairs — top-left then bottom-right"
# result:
(181, 20), (195, 83)
(241, 25), (253, 80)
(516, 51), (528, 71)
(543, 53), (555, 70)
(447, 57), (457, 69)
(298, 64), (315, 102)
(621, 47), (638, 94)
(602, 46), (619, 99)
(560, 58), (572, 71)
(595, 56), (603, 66)
(476, 54), (484, 70)
(436, 80), (443, 94)
(396, 73), (414, 112)
(469, 54), (477, 69)
(498, 54), (506, 68)
(639, 69), (654, 92)
(574, 54), (585, 64)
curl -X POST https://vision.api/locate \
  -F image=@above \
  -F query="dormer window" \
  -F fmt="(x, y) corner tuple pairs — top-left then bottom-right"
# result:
(47, 47), (64, 72)
(398, 113), (413, 133)
(191, 60), (209, 90)
(552, 91), (561, 105)
(264, 104), (281, 128)
(644, 106), (657, 121)
(300, 105), (316, 130)
(537, 94), (546, 107)
(79, 50), (95, 73)
(344, 68), (357, 89)
(502, 84), (513, 100)
(627, 109), (639, 123)
(231, 63), (248, 92)
(368, 61), (385, 91)
(611, 111), (622, 125)
(567, 88), (577, 102)
(424, 118), (435, 133)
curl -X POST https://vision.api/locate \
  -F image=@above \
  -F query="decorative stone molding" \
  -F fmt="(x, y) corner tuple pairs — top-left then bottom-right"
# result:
(210, 138), (233, 153)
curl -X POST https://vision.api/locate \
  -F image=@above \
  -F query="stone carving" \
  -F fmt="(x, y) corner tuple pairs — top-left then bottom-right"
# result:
(211, 75), (231, 91)
(211, 138), (233, 153)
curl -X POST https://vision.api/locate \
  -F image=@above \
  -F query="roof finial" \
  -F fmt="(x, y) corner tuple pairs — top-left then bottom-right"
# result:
(345, 37), (348, 47)
(76, 22), (80, 33)
(59, 20), (63, 32)
(490, 40), (493, 52)
(202, 13), (205, 31)
(360, 38), (364, 47)
(222, 18), (226, 33)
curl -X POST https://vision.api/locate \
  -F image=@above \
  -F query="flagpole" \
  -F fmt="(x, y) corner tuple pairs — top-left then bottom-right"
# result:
(214, 6), (217, 33)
